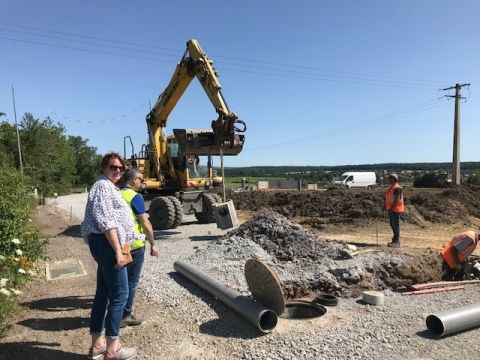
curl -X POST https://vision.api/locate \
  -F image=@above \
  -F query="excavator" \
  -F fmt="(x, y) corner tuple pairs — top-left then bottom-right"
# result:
(126, 39), (246, 230)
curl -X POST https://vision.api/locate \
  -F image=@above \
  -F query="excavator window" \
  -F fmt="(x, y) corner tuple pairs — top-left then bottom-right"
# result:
(168, 143), (179, 157)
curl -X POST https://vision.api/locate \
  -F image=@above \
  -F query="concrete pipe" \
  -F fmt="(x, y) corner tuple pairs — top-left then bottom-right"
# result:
(426, 303), (480, 336)
(174, 260), (278, 333)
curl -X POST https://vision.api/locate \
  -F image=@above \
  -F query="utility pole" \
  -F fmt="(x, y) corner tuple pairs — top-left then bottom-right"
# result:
(11, 85), (23, 175)
(442, 83), (470, 186)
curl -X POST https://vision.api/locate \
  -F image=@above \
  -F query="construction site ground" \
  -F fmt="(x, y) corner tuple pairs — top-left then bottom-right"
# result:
(1, 190), (480, 359)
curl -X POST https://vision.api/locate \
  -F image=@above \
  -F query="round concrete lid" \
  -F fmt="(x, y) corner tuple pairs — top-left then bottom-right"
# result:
(244, 258), (286, 315)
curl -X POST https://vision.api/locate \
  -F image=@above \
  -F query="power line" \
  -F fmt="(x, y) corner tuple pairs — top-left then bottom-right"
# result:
(47, 102), (148, 125)
(0, 21), (444, 87)
(217, 66), (437, 90)
(0, 36), (174, 64)
(0, 21), (180, 53)
(0, 35), (437, 90)
(246, 98), (449, 151)
(0, 27), (179, 59)
(0, 26), (438, 89)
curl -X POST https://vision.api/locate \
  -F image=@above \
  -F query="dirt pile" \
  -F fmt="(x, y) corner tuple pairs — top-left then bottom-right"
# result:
(408, 186), (480, 224)
(229, 186), (480, 226)
(391, 251), (444, 287)
(188, 210), (411, 298)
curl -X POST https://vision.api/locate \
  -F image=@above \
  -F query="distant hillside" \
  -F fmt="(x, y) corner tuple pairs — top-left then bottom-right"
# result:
(224, 162), (480, 177)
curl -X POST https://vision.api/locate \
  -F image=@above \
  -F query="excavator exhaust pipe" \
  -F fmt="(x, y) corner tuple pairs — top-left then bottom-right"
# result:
(173, 129), (244, 156)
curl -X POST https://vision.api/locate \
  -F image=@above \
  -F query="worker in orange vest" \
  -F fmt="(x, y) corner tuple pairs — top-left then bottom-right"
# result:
(385, 173), (404, 248)
(441, 231), (478, 280)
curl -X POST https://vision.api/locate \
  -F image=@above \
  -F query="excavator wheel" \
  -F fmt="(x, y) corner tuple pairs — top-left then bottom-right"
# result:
(149, 197), (175, 230)
(194, 193), (219, 224)
(167, 196), (184, 229)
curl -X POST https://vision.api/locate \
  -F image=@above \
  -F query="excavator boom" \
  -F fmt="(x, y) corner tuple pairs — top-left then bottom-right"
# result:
(146, 39), (245, 177)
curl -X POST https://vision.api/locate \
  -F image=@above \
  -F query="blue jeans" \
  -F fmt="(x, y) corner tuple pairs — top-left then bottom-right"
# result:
(88, 233), (128, 340)
(124, 246), (145, 317)
(388, 210), (401, 243)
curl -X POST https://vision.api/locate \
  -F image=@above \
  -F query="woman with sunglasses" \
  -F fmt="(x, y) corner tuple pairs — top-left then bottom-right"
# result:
(81, 152), (137, 360)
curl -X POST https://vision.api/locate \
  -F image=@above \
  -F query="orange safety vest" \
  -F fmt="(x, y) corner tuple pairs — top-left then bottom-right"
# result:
(385, 183), (404, 213)
(441, 231), (478, 270)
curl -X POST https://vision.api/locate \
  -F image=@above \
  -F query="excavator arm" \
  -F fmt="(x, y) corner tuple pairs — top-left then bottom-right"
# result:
(146, 39), (245, 182)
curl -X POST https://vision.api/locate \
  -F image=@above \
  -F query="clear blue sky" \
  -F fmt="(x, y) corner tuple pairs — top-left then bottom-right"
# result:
(1, 0), (479, 167)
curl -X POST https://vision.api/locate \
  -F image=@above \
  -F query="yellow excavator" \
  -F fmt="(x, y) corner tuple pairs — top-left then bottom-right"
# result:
(126, 39), (246, 229)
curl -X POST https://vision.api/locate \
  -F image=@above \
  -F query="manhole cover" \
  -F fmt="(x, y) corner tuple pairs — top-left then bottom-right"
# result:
(245, 258), (285, 315)
(46, 258), (86, 280)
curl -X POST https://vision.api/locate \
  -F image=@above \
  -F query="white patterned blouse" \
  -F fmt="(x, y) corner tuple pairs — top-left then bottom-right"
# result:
(81, 176), (135, 246)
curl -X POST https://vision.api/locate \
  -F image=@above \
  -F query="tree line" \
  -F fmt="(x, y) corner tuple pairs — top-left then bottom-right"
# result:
(225, 163), (480, 177)
(0, 113), (101, 196)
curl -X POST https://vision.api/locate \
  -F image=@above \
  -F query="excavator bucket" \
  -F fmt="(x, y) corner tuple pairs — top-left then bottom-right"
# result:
(173, 129), (244, 156)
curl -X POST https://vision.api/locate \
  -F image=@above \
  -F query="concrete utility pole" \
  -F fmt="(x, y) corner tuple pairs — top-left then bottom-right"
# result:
(11, 85), (23, 175)
(442, 83), (470, 186)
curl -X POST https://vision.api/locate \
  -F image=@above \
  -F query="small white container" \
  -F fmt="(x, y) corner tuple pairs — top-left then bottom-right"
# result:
(362, 291), (384, 306)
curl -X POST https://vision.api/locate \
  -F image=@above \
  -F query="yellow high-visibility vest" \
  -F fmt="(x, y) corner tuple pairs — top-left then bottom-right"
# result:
(120, 188), (145, 250)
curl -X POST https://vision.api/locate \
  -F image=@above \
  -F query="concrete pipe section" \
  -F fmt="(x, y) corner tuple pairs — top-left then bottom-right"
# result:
(174, 260), (278, 333)
(426, 303), (480, 336)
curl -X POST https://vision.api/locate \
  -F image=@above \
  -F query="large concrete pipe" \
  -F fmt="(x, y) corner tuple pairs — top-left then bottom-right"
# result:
(174, 260), (278, 333)
(426, 303), (480, 336)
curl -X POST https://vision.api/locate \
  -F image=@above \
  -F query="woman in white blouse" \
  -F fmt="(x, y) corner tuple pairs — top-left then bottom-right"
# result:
(81, 152), (136, 360)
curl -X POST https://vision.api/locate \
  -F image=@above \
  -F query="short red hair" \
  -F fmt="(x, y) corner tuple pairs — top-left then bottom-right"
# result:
(100, 151), (126, 172)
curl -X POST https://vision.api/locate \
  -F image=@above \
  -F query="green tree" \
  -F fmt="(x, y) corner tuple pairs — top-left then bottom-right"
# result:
(68, 135), (102, 187)
(466, 172), (480, 185)
(20, 113), (75, 195)
(413, 172), (447, 188)
(0, 122), (17, 167)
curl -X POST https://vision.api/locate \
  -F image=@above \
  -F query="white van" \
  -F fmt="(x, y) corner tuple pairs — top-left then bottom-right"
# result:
(334, 172), (376, 189)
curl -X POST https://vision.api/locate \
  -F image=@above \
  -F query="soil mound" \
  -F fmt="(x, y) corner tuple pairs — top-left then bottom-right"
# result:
(389, 251), (444, 288)
(230, 186), (480, 225)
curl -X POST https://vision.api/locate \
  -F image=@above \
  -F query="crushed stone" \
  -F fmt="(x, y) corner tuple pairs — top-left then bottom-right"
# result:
(187, 209), (411, 298)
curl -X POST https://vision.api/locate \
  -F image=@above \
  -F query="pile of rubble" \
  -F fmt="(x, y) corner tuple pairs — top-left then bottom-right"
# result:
(187, 209), (411, 298)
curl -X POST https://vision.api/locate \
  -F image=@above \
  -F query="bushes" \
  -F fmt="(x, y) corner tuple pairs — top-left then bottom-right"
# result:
(413, 172), (449, 188)
(0, 165), (44, 337)
(466, 172), (480, 185)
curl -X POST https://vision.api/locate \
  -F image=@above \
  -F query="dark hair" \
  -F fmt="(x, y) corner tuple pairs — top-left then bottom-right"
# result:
(100, 152), (126, 173)
(119, 168), (139, 187)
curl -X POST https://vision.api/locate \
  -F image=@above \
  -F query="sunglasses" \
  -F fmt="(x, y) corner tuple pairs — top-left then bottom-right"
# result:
(135, 176), (145, 183)
(108, 165), (125, 172)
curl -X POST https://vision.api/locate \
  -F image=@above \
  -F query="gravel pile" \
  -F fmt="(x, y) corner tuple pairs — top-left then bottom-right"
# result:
(187, 210), (410, 297)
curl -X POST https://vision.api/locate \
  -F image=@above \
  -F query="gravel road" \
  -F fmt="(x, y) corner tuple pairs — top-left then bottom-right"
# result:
(52, 193), (480, 360)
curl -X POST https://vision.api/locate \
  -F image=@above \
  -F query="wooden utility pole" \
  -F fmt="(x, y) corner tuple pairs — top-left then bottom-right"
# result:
(443, 83), (470, 186)
(11, 85), (23, 175)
